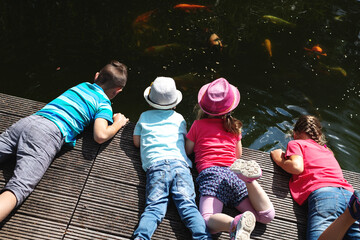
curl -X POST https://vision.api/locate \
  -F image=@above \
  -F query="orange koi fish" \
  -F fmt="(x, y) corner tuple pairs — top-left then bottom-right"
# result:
(263, 39), (272, 57)
(173, 4), (210, 12)
(133, 9), (157, 25)
(304, 45), (327, 59)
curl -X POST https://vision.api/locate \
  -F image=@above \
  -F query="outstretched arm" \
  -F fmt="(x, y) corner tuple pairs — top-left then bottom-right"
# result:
(93, 113), (129, 144)
(270, 149), (304, 175)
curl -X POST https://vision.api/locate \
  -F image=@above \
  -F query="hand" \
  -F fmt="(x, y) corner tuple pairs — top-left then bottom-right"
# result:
(270, 149), (284, 162)
(113, 113), (129, 127)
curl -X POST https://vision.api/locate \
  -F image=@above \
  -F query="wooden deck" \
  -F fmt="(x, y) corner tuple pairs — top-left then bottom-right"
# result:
(0, 92), (359, 240)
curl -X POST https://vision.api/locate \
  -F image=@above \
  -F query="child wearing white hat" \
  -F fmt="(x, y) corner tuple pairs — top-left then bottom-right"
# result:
(132, 77), (211, 240)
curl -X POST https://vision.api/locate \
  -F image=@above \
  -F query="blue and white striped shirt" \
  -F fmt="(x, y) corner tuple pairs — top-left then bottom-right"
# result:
(35, 82), (113, 146)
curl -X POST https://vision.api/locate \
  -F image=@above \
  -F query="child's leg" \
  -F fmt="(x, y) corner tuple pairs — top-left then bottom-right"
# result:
(235, 197), (275, 224)
(0, 116), (64, 222)
(0, 191), (17, 221)
(307, 187), (348, 240)
(199, 195), (230, 233)
(0, 117), (30, 163)
(133, 162), (170, 240)
(245, 180), (274, 214)
(318, 208), (355, 240)
(230, 159), (274, 219)
(170, 162), (211, 240)
(200, 195), (256, 239)
(318, 190), (360, 240)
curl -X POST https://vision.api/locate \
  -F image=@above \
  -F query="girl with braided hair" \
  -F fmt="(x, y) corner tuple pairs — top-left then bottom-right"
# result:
(271, 115), (360, 239)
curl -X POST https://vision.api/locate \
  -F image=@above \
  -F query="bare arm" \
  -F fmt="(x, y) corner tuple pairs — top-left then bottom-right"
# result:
(235, 140), (242, 159)
(185, 138), (195, 156)
(93, 113), (129, 144)
(133, 135), (140, 148)
(270, 149), (304, 175)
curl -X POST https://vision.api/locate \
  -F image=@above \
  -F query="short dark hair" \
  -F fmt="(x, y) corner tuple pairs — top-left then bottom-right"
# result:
(95, 60), (128, 90)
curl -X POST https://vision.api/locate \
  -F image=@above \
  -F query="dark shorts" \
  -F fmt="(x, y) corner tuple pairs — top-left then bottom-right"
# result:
(0, 115), (64, 207)
(196, 166), (248, 207)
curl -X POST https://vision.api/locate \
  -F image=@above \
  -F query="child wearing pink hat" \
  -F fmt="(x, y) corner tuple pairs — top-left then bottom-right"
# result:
(186, 78), (275, 240)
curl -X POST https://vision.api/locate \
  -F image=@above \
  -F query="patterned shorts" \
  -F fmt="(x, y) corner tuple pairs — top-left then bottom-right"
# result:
(196, 166), (248, 207)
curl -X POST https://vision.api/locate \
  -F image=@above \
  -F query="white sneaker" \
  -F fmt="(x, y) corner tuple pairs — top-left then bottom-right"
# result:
(229, 211), (256, 240)
(230, 159), (262, 183)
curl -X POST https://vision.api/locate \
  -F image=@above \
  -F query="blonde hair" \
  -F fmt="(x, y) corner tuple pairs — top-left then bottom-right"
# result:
(195, 104), (242, 136)
(293, 115), (327, 146)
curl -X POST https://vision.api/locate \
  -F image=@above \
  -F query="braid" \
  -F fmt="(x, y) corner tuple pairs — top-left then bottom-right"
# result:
(294, 115), (326, 146)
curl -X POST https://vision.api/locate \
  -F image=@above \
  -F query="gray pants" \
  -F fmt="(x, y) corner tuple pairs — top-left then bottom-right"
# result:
(0, 115), (64, 207)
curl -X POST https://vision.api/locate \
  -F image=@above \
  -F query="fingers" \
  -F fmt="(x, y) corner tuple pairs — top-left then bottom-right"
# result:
(114, 113), (129, 124)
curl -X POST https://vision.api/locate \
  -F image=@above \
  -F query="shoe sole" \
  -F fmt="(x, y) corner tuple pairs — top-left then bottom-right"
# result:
(230, 159), (261, 178)
(235, 211), (256, 240)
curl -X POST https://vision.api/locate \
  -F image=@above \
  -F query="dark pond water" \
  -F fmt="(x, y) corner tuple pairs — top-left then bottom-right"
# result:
(1, 0), (360, 171)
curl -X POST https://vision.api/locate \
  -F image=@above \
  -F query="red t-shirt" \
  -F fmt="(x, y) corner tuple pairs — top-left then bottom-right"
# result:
(285, 139), (353, 205)
(186, 118), (242, 173)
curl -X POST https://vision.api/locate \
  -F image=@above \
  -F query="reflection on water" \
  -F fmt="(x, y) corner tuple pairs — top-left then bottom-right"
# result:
(1, 0), (360, 171)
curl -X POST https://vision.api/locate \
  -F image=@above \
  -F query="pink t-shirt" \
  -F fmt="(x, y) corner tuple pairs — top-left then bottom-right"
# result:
(285, 139), (353, 205)
(186, 118), (242, 173)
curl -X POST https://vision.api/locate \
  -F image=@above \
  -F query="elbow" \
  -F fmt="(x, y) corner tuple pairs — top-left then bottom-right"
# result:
(94, 137), (106, 145)
(290, 165), (304, 175)
(94, 133), (109, 144)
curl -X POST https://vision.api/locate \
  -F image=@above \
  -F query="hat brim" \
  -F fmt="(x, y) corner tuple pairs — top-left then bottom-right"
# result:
(197, 83), (240, 116)
(144, 86), (183, 110)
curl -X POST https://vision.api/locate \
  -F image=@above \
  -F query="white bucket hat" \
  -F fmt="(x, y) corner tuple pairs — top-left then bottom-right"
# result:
(144, 77), (182, 109)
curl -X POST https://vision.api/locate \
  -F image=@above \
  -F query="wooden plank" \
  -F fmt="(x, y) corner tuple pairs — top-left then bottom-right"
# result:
(64, 226), (128, 240)
(0, 214), (66, 240)
(0, 93), (45, 117)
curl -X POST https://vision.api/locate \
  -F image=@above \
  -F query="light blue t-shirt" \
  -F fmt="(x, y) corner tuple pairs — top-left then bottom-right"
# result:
(35, 82), (113, 146)
(133, 109), (192, 171)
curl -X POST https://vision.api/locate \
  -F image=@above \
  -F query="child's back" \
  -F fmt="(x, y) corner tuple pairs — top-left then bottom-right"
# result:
(134, 109), (191, 171)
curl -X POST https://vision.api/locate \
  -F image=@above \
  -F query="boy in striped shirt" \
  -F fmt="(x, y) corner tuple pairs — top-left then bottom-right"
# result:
(0, 60), (129, 222)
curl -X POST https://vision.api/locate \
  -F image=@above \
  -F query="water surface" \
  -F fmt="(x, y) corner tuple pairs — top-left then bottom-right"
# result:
(1, 0), (360, 171)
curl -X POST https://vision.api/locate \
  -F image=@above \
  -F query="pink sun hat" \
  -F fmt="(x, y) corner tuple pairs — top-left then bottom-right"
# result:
(198, 78), (240, 116)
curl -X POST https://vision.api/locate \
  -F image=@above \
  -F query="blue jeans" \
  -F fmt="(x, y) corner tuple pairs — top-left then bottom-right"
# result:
(133, 159), (211, 240)
(307, 187), (360, 240)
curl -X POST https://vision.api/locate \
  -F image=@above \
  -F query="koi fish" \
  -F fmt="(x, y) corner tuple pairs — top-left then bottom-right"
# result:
(173, 4), (210, 12)
(262, 15), (296, 27)
(132, 9), (158, 34)
(262, 39), (272, 57)
(144, 43), (182, 54)
(319, 63), (347, 77)
(304, 45), (327, 59)
(329, 67), (347, 76)
(133, 9), (156, 24)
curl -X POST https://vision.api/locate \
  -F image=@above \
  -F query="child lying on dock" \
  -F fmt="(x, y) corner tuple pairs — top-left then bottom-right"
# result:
(271, 115), (360, 239)
(0, 60), (129, 222)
